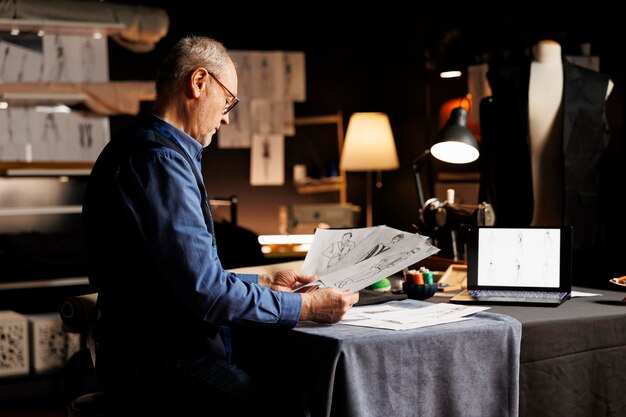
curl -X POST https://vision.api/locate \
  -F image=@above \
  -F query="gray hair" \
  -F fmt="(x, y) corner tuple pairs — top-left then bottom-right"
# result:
(155, 36), (231, 97)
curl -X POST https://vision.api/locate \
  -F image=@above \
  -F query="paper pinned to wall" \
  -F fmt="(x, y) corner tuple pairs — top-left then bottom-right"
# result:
(250, 133), (284, 186)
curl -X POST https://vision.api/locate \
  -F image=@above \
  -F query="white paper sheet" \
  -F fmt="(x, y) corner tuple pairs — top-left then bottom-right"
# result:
(299, 226), (439, 292)
(341, 300), (489, 330)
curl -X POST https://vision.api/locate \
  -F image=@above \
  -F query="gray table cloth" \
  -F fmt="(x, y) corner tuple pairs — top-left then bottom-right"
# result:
(234, 298), (521, 417)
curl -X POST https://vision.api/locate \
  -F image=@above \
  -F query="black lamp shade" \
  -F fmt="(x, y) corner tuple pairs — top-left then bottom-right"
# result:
(431, 107), (479, 164)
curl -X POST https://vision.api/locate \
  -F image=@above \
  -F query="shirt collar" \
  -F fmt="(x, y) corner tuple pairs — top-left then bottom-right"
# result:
(149, 113), (204, 162)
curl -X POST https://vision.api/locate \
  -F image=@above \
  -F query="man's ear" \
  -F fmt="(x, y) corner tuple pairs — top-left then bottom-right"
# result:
(189, 68), (208, 99)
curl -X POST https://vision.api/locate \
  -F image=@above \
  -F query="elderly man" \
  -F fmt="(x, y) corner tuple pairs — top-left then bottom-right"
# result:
(83, 35), (358, 416)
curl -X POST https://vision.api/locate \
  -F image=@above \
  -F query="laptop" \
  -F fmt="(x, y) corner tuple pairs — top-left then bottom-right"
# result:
(450, 226), (572, 306)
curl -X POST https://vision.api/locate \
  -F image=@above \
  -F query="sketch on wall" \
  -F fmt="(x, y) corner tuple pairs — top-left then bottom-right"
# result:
(1, 108), (109, 162)
(250, 133), (284, 186)
(219, 50), (304, 185)
(283, 52), (306, 102)
(0, 40), (43, 83)
(42, 34), (109, 82)
(218, 103), (252, 149)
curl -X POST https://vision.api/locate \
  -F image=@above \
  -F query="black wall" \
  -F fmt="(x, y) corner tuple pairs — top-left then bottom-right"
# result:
(106, 1), (626, 280)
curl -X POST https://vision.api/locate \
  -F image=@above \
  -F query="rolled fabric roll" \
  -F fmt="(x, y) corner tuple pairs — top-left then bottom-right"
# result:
(59, 293), (98, 333)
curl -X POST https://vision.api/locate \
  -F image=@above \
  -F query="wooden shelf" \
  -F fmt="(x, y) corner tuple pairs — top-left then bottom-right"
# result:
(295, 177), (344, 194)
(0, 162), (92, 176)
(293, 112), (347, 202)
(0, 82), (156, 115)
(0, 18), (125, 36)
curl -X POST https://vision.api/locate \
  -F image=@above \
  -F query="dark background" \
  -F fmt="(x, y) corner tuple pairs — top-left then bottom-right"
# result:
(103, 2), (626, 280)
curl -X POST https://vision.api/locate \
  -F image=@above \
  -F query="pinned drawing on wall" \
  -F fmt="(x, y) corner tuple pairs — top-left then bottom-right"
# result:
(218, 103), (252, 149)
(251, 51), (283, 100)
(30, 110), (69, 161)
(229, 51), (254, 100)
(4, 107), (30, 161)
(250, 133), (284, 185)
(220, 50), (304, 184)
(69, 111), (110, 161)
(251, 99), (272, 134)
(283, 52), (306, 102)
(43, 34), (109, 82)
(0, 40), (43, 83)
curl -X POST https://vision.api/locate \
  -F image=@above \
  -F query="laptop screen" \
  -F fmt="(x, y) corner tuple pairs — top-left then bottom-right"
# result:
(466, 226), (573, 292)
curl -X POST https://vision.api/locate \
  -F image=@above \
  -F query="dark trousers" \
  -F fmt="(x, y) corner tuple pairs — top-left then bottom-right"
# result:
(99, 348), (303, 416)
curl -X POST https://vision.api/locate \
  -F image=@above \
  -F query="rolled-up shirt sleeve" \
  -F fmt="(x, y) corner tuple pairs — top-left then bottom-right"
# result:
(119, 147), (301, 327)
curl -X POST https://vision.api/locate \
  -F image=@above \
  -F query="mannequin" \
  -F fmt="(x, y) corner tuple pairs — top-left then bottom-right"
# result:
(479, 40), (614, 287)
(528, 40), (564, 226)
(528, 40), (614, 226)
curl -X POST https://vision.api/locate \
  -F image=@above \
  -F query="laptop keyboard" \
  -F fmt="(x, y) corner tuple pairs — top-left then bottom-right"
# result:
(469, 290), (568, 300)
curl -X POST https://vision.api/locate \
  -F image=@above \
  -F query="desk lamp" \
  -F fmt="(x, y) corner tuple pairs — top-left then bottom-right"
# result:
(340, 112), (399, 227)
(411, 103), (479, 208)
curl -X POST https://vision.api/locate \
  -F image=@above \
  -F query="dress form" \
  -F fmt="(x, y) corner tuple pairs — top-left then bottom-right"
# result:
(528, 40), (564, 226)
(528, 40), (614, 226)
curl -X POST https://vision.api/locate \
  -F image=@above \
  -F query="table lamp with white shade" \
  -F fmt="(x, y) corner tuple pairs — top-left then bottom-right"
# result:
(340, 112), (399, 227)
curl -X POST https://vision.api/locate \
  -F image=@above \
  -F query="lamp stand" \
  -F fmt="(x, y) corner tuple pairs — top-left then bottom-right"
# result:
(411, 149), (431, 208)
(366, 170), (373, 227)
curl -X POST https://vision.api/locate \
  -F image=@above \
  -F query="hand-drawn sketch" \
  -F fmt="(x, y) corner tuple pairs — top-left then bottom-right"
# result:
(16, 52), (27, 82)
(49, 34), (67, 82)
(0, 43), (9, 80)
(0, 40), (43, 82)
(43, 34), (109, 83)
(250, 133), (284, 185)
(68, 111), (110, 161)
(251, 99), (272, 134)
(298, 225), (440, 292)
(301, 227), (379, 277)
(251, 52), (283, 100)
(79, 122), (93, 160)
(322, 232), (356, 268)
(357, 233), (404, 263)
(81, 37), (96, 82)
(283, 52), (306, 102)
(42, 113), (62, 159)
(229, 51), (254, 100)
(335, 248), (422, 289)
(218, 103), (252, 149)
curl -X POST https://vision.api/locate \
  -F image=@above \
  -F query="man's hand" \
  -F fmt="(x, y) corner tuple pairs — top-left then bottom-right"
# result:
(300, 288), (359, 323)
(259, 270), (317, 292)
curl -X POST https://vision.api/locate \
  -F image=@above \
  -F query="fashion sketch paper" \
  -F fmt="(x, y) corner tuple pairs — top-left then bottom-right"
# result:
(299, 226), (439, 292)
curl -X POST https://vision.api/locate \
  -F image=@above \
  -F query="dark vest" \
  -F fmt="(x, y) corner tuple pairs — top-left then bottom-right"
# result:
(479, 60), (611, 250)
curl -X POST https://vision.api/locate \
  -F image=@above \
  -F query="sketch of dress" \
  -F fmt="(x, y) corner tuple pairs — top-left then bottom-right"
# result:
(42, 113), (61, 159)
(260, 56), (273, 98)
(356, 233), (404, 263)
(0, 45), (10, 80)
(16, 52), (27, 82)
(79, 122), (93, 160)
(334, 248), (422, 289)
(322, 232), (356, 268)
(49, 35), (67, 82)
(262, 136), (271, 179)
(81, 38), (96, 81)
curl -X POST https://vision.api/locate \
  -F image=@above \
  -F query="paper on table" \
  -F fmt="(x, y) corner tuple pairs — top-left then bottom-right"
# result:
(340, 300), (489, 330)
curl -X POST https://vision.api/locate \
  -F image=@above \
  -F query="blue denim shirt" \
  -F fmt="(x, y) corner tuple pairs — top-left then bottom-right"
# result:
(92, 114), (301, 328)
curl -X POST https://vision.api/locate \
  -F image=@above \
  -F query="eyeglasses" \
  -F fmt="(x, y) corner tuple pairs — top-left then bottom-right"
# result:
(204, 68), (239, 114)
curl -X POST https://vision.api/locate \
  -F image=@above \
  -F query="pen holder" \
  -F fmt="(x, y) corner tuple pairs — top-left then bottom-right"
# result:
(402, 282), (437, 300)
